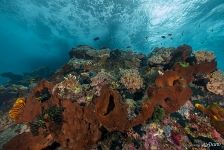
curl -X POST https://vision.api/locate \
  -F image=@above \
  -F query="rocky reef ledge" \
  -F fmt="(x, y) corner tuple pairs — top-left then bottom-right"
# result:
(2, 45), (224, 150)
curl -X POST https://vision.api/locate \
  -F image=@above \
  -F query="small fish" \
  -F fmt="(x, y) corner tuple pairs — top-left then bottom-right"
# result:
(211, 29), (214, 32)
(161, 36), (166, 39)
(168, 33), (172, 36)
(126, 46), (131, 48)
(181, 32), (184, 36)
(93, 37), (100, 41)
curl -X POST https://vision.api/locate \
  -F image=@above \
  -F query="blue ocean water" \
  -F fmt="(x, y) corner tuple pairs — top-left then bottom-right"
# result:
(0, 0), (224, 83)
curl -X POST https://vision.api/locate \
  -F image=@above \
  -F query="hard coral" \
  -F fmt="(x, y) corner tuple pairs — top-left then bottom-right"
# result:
(53, 74), (83, 99)
(194, 51), (215, 64)
(147, 47), (175, 66)
(120, 69), (143, 92)
(91, 70), (115, 96)
(206, 71), (224, 96)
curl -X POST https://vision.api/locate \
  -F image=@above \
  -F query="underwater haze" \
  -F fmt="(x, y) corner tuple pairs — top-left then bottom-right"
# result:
(0, 0), (224, 80)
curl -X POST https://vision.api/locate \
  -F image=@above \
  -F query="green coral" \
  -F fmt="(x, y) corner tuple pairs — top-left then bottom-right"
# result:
(151, 106), (165, 123)
(178, 62), (190, 68)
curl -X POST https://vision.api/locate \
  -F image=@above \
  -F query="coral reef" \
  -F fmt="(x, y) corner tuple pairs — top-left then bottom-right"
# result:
(2, 44), (224, 150)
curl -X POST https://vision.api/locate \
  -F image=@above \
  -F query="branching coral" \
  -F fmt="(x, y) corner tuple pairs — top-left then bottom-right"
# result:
(53, 74), (82, 99)
(206, 71), (224, 96)
(120, 69), (143, 92)
(91, 70), (115, 96)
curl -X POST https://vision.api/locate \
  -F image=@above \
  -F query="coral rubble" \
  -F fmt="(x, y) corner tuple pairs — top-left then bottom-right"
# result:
(2, 44), (224, 150)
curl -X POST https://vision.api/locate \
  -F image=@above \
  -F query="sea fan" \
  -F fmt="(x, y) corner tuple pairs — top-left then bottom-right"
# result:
(8, 97), (26, 121)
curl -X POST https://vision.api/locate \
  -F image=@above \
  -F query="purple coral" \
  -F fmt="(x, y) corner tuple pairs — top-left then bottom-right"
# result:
(142, 125), (162, 150)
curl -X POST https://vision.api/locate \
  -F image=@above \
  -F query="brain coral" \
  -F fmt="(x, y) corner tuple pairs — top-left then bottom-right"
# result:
(120, 69), (143, 92)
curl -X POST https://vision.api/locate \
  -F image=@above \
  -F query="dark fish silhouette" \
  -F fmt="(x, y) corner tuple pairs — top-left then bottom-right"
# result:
(93, 37), (100, 41)
(168, 33), (172, 36)
(161, 36), (166, 39)
(126, 46), (131, 48)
